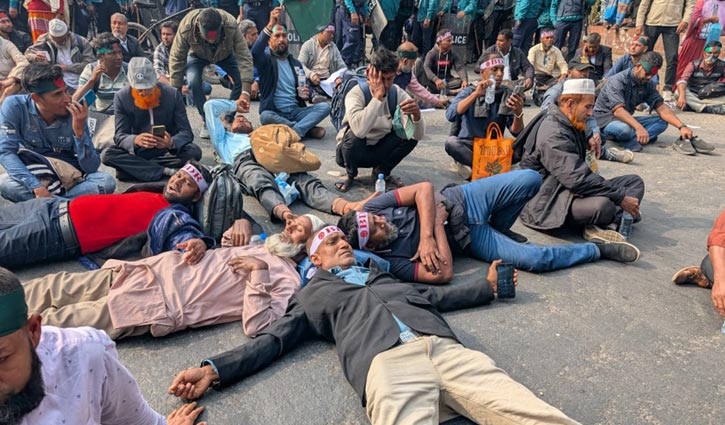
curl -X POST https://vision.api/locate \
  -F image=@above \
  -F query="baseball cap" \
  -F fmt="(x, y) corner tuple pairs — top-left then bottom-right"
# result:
(128, 57), (158, 90)
(568, 58), (594, 71)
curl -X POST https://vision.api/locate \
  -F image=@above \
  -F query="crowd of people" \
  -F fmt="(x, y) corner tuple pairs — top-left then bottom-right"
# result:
(0, 1), (723, 424)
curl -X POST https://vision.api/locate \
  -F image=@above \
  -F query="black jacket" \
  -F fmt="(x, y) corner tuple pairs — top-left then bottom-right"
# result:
(120, 35), (146, 63)
(518, 104), (627, 230)
(208, 262), (494, 405)
(573, 45), (612, 83)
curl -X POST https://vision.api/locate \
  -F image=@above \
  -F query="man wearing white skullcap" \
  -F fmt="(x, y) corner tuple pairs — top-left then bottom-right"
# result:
(24, 18), (95, 91)
(519, 78), (646, 256)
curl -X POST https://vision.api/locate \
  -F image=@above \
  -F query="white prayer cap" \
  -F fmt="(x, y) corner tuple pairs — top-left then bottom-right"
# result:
(48, 19), (68, 37)
(303, 214), (326, 232)
(562, 78), (596, 96)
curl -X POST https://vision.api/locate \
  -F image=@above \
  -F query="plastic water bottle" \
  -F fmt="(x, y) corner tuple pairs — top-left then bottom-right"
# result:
(721, 320), (725, 334)
(375, 173), (386, 193)
(441, 79), (448, 97)
(485, 75), (496, 104)
(297, 68), (307, 89)
(249, 233), (267, 245)
(619, 212), (634, 240)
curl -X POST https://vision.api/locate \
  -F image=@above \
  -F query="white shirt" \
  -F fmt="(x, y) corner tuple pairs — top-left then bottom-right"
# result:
(20, 326), (166, 425)
(55, 43), (79, 88)
(502, 51), (511, 81)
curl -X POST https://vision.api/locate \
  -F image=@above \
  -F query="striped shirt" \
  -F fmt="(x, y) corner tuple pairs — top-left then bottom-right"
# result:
(78, 62), (129, 112)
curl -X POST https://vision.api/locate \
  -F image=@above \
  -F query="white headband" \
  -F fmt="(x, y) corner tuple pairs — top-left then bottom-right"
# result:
(480, 58), (504, 70)
(309, 226), (343, 256)
(356, 212), (370, 249)
(180, 164), (208, 193)
(437, 31), (452, 43)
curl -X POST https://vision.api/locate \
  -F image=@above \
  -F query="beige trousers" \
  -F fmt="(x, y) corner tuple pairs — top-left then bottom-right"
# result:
(685, 90), (725, 113)
(365, 336), (580, 425)
(23, 269), (149, 340)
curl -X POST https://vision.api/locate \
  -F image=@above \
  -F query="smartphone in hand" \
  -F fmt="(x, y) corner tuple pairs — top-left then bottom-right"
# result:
(152, 125), (166, 138)
(82, 90), (97, 107)
(496, 262), (515, 299)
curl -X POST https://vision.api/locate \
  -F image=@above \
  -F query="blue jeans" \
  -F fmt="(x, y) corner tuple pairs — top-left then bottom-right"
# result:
(259, 103), (331, 138)
(461, 170), (600, 272)
(335, 4), (365, 66)
(186, 53), (243, 120)
(602, 116), (668, 152)
(0, 172), (116, 203)
(0, 198), (78, 269)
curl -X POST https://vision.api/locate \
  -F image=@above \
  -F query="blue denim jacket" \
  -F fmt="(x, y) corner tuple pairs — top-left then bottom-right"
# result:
(146, 204), (216, 256)
(0, 95), (99, 191)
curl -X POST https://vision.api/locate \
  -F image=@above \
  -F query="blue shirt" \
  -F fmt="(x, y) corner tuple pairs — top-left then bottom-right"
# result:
(446, 86), (516, 140)
(274, 59), (299, 112)
(204, 99), (252, 164)
(0, 95), (99, 191)
(605, 54), (660, 85)
(330, 266), (411, 334)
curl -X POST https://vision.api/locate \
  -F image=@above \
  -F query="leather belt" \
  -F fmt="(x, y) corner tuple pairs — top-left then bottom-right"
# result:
(57, 201), (80, 251)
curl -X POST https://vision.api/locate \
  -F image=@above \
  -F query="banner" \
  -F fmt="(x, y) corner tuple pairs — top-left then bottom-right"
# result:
(282, 0), (335, 43)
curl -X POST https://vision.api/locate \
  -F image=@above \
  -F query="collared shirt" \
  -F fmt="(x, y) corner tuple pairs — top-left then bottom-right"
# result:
(19, 326), (165, 425)
(527, 43), (568, 78)
(55, 42), (79, 88)
(79, 62), (129, 112)
(503, 51), (511, 80)
(0, 94), (98, 190)
(311, 39), (331, 79)
(153, 42), (170, 79)
(204, 99), (252, 164)
(594, 68), (664, 128)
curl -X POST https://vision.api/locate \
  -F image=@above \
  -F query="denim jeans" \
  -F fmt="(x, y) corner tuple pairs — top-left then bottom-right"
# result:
(0, 172), (116, 203)
(259, 103), (331, 138)
(335, 4), (365, 66)
(461, 169), (600, 272)
(0, 198), (78, 269)
(602, 115), (668, 152)
(186, 53), (243, 120)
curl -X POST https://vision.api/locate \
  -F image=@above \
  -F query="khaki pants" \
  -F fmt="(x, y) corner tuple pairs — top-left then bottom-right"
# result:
(365, 336), (580, 425)
(23, 269), (149, 340)
(685, 90), (725, 113)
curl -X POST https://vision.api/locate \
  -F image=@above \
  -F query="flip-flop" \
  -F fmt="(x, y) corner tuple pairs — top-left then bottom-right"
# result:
(335, 176), (355, 193)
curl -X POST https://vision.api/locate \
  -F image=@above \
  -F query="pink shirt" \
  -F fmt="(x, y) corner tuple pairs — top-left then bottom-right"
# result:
(103, 245), (301, 337)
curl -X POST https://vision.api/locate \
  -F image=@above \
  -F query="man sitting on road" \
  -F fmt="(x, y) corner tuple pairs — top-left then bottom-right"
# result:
(102, 57), (201, 182)
(573, 33), (612, 85)
(594, 52), (713, 155)
(0, 17), (28, 104)
(395, 42), (448, 109)
(675, 41), (725, 117)
(445, 53), (525, 180)
(528, 28), (568, 104)
(334, 48), (423, 192)
(110, 13), (146, 63)
(0, 11), (31, 53)
(298, 24), (347, 103)
(168, 225), (583, 425)
(0, 64), (115, 203)
(252, 7), (330, 140)
(541, 58), (635, 164)
(520, 79), (646, 242)
(73, 33), (128, 114)
(0, 161), (214, 270)
(602, 35), (658, 86)
(476, 29), (534, 91)
(672, 210), (725, 320)
(169, 7), (254, 139)
(0, 267), (205, 425)
(421, 28), (468, 95)
(338, 173), (640, 285)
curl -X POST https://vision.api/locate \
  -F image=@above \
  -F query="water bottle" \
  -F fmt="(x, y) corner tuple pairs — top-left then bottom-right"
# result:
(585, 150), (599, 173)
(721, 320), (725, 334)
(619, 212), (634, 240)
(441, 78), (448, 97)
(375, 174), (386, 193)
(249, 233), (267, 245)
(485, 75), (496, 104)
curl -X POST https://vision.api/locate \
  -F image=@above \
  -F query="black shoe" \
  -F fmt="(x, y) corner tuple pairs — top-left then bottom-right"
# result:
(594, 240), (640, 262)
(690, 136), (715, 153)
(502, 229), (528, 243)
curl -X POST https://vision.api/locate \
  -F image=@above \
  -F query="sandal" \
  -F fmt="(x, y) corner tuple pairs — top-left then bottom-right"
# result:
(335, 176), (355, 193)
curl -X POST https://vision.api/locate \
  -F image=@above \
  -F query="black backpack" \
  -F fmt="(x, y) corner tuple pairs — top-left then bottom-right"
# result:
(329, 68), (399, 132)
(194, 164), (245, 242)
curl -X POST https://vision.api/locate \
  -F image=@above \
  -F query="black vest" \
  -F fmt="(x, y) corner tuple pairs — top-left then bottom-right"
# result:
(394, 71), (413, 90)
(688, 59), (725, 92)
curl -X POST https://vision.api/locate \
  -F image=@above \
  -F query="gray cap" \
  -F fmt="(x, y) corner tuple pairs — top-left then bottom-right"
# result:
(128, 57), (157, 90)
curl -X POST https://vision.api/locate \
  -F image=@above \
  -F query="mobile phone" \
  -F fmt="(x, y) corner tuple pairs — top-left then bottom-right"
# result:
(152, 125), (166, 138)
(496, 262), (515, 299)
(82, 90), (97, 107)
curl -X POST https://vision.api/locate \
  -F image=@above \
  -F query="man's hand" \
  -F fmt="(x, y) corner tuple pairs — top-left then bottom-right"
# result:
(90, 62), (106, 82)
(239, 6), (244, 19)
(66, 100), (88, 138)
(400, 98), (421, 121)
(435, 201), (449, 226)
(310, 73), (320, 85)
(134, 132), (158, 149)
(366, 66), (387, 100)
(486, 259), (519, 293)
(676, 20), (688, 34)
(423, 19), (430, 29)
(460, 80), (468, 89)
(177, 238), (207, 265)
(33, 186), (53, 198)
(167, 402), (206, 425)
(351, 12), (360, 26)
(620, 196), (640, 218)
(524, 77), (533, 90)
(473, 79), (489, 97)
(635, 125), (650, 144)
(236, 93), (251, 113)
(712, 279), (725, 317)
(588, 132), (602, 159)
(676, 93), (686, 110)
(155, 131), (174, 150)
(181, 85), (189, 95)
(0, 78), (16, 89)
(250, 81), (259, 99)
(456, 11), (465, 19)
(168, 365), (219, 400)
(437, 96), (449, 108)
(435, 79), (445, 90)
(296, 85), (309, 100)
(506, 92), (524, 115)
(634, 26), (643, 36)
(411, 235), (445, 274)
(680, 126), (694, 140)
(228, 256), (269, 273)
(226, 218), (253, 246)
(268, 6), (282, 28)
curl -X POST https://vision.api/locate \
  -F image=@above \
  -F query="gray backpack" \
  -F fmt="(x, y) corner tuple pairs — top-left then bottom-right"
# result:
(194, 164), (245, 242)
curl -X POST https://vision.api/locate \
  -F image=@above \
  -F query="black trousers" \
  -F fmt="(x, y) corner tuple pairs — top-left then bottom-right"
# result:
(232, 150), (337, 217)
(566, 174), (646, 228)
(444, 136), (474, 166)
(101, 143), (202, 182)
(336, 130), (418, 178)
(701, 255), (714, 283)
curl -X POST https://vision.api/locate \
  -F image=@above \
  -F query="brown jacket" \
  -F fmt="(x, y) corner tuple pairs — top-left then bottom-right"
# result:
(168, 8), (253, 92)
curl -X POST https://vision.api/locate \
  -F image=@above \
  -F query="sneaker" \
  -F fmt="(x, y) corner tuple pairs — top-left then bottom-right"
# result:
(583, 225), (626, 243)
(690, 136), (715, 154)
(662, 90), (674, 102)
(502, 229), (528, 243)
(672, 137), (696, 155)
(594, 240), (641, 262)
(603, 147), (634, 163)
(199, 124), (210, 139)
(671, 266), (712, 288)
(453, 161), (472, 180)
(307, 126), (326, 139)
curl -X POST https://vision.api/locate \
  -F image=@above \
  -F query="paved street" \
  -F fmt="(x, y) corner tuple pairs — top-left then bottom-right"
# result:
(4, 80), (725, 425)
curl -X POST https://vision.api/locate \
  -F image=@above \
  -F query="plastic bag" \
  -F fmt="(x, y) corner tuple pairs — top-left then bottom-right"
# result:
(275, 172), (299, 206)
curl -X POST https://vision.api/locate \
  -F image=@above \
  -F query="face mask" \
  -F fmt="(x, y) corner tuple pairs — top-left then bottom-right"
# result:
(705, 55), (718, 65)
